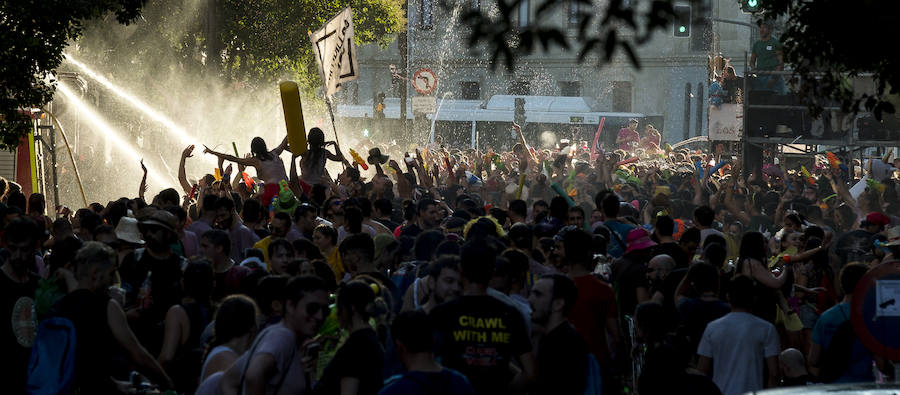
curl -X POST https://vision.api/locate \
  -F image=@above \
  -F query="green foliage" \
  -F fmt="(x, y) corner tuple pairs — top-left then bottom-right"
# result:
(0, 0), (146, 151)
(216, 0), (404, 92)
(760, 0), (898, 119)
(75, 0), (403, 96)
(457, 0), (677, 71)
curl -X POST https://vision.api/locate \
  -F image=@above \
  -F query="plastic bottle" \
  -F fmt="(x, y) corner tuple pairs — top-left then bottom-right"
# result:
(138, 272), (152, 310)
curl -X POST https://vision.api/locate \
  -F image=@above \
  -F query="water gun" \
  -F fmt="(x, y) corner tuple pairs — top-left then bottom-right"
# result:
(694, 161), (705, 179)
(232, 142), (240, 157)
(800, 166), (815, 185)
(615, 169), (642, 186)
(866, 178), (886, 193)
(550, 183), (576, 207)
(269, 196), (277, 220)
(189, 184), (198, 200)
(348, 149), (368, 170)
(492, 154), (506, 171)
(242, 172), (257, 193)
(825, 151), (849, 172)
(616, 157), (639, 166)
(516, 173), (526, 199)
(213, 168), (222, 182)
(709, 160), (728, 177)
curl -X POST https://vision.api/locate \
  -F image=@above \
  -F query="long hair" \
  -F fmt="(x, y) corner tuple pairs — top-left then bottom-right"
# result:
(200, 295), (259, 365)
(738, 231), (768, 265)
(251, 137), (274, 161)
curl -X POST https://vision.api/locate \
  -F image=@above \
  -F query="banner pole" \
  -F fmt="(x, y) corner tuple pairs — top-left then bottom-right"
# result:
(325, 98), (346, 169)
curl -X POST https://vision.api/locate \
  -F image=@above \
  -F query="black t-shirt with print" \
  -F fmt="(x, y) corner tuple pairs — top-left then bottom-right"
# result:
(430, 295), (532, 395)
(0, 268), (38, 393)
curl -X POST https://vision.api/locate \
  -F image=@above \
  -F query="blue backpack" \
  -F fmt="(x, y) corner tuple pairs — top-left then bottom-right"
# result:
(584, 353), (603, 395)
(26, 317), (77, 395)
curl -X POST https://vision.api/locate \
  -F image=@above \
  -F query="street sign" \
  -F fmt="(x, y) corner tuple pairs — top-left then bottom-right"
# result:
(412, 96), (437, 114)
(412, 68), (438, 95)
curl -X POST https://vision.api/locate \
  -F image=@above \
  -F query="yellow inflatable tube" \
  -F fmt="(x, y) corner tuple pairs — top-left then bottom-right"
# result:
(280, 81), (307, 155)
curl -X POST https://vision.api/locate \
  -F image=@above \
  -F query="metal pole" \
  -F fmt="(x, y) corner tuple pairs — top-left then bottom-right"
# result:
(42, 108), (88, 208)
(49, 122), (59, 210)
(399, 0), (409, 136)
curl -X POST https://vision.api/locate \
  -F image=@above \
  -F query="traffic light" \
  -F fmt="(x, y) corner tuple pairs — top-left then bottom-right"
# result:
(674, 5), (691, 37)
(514, 98), (526, 125)
(741, 0), (761, 13)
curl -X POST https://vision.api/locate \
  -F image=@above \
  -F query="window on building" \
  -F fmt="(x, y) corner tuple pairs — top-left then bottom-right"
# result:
(510, 80), (530, 95)
(611, 81), (632, 112)
(519, 0), (530, 27)
(459, 81), (480, 100)
(422, 0), (434, 30)
(559, 81), (581, 97)
(568, 0), (580, 26)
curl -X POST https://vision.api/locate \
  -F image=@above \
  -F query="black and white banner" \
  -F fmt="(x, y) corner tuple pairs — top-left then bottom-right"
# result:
(310, 7), (359, 99)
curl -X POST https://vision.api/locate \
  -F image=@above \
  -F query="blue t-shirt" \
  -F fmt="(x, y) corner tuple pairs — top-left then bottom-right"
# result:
(605, 220), (635, 258)
(811, 303), (875, 383)
(380, 368), (476, 395)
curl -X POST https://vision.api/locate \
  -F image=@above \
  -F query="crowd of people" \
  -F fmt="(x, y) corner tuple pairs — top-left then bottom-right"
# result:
(2, 120), (900, 395)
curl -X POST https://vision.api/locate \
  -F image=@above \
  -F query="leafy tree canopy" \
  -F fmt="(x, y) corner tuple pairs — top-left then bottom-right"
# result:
(0, 0), (146, 150)
(0, 0), (404, 150)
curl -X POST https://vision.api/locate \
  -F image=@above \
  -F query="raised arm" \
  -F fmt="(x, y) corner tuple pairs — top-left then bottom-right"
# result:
(273, 135), (289, 156)
(203, 145), (256, 167)
(724, 162), (752, 224)
(108, 300), (174, 390)
(178, 145), (194, 196)
(139, 159), (148, 201)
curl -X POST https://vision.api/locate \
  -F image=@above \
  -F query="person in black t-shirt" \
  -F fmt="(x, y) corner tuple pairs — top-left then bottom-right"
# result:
(118, 209), (186, 356)
(674, 263), (730, 355)
(381, 311), (475, 395)
(430, 239), (535, 395)
(315, 280), (386, 395)
(652, 216), (690, 269)
(528, 274), (588, 395)
(0, 218), (41, 393)
(53, 242), (173, 393)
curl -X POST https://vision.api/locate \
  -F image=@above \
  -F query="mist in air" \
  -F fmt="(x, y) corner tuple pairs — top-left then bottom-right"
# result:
(51, 1), (354, 207)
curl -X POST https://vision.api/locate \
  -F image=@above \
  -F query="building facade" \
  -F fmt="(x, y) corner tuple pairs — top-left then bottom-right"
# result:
(339, 0), (754, 145)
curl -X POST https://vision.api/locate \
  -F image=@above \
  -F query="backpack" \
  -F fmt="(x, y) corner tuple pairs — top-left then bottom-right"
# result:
(818, 308), (854, 383)
(26, 317), (77, 395)
(583, 353), (604, 395)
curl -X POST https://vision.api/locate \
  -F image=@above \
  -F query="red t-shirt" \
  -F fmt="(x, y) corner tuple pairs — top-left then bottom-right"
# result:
(617, 128), (639, 151)
(567, 274), (618, 365)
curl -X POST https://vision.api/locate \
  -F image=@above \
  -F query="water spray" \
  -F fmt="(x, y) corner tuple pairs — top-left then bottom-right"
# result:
(57, 82), (178, 191)
(64, 54), (217, 166)
(429, 91), (453, 144)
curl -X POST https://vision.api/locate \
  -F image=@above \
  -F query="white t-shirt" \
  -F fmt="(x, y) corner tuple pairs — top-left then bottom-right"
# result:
(231, 322), (306, 395)
(697, 311), (780, 395)
(337, 224), (377, 243)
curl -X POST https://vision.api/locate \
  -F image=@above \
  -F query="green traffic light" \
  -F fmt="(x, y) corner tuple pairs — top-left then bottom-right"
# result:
(679, 26), (686, 33)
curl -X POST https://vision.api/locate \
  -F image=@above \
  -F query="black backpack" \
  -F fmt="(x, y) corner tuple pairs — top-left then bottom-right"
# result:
(818, 308), (854, 383)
